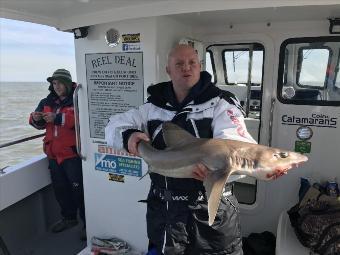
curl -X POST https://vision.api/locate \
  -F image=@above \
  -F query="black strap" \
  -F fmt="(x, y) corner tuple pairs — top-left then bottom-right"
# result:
(151, 184), (205, 202)
(150, 183), (233, 202)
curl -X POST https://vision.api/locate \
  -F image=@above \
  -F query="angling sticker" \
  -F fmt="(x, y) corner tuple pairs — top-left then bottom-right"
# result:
(95, 153), (142, 177)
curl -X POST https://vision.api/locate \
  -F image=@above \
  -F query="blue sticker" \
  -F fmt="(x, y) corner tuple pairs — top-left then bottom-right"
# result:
(95, 153), (142, 177)
(122, 43), (129, 51)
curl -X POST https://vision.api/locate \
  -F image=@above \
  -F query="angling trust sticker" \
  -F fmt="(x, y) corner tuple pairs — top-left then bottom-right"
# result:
(95, 145), (142, 177)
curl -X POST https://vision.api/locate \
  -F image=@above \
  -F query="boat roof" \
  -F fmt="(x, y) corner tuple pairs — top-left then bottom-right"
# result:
(1, 0), (340, 30)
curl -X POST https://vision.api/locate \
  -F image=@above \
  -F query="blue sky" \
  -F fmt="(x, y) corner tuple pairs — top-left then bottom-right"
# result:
(0, 18), (76, 82)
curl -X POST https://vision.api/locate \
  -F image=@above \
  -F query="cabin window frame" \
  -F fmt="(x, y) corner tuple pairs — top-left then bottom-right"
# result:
(335, 49), (340, 88)
(296, 46), (332, 89)
(205, 49), (217, 84)
(283, 48), (289, 85)
(277, 36), (340, 106)
(222, 46), (264, 86)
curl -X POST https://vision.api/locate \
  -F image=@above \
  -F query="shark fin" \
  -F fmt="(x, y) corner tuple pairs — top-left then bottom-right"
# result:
(203, 170), (230, 226)
(162, 122), (197, 148)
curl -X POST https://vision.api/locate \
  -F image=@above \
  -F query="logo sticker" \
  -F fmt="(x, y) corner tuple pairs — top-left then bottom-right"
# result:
(108, 173), (125, 183)
(282, 113), (337, 128)
(295, 140), (311, 154)
(95, 153), (142, 177)
(122, 43), (141, 51)
(122, 33), (140, 43)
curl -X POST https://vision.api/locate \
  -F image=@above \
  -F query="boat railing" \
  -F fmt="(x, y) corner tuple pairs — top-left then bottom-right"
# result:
(0, 133), (45, 174)
(0, 133), (45, 149)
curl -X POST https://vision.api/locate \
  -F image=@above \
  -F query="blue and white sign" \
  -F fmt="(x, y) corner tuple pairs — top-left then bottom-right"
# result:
(122, 43), (141, 51)
(95, 153), (142, 177)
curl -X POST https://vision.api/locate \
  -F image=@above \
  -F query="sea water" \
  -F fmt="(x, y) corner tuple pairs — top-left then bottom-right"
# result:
(0, 82), (50, 169)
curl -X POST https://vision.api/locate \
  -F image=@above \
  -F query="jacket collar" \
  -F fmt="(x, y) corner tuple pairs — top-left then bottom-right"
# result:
(147, 71), (221, 110)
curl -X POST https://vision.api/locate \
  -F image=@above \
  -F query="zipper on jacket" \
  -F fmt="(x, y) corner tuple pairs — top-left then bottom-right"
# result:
(162, 177), (168, 253)
(54, 108), (60, 137)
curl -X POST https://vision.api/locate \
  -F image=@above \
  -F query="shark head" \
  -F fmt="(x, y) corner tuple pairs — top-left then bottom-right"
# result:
(248, 147), (308, 180)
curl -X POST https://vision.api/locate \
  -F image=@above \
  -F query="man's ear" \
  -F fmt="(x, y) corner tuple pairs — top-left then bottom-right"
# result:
(166, 66), (170, 75)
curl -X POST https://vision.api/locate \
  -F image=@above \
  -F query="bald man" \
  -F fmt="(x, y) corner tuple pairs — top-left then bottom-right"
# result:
(105, 44), (255, 255)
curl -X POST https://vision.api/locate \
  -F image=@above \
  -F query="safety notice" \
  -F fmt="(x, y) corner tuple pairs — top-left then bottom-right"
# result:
(85, 52), (144, 139)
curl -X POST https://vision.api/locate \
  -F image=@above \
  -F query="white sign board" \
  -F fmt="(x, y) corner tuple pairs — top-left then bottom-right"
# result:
(85, 52), (144, 139)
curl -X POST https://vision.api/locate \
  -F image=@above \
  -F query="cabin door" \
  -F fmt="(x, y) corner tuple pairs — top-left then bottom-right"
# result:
(206, 43), (265, 204)
(269, 36), (340, 204)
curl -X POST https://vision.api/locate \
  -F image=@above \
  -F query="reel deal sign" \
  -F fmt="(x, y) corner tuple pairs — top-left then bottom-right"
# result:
(85, 52), (144, 139)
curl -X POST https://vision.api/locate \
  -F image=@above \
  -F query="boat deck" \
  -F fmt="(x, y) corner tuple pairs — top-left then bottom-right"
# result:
(21, 223), (86, 255)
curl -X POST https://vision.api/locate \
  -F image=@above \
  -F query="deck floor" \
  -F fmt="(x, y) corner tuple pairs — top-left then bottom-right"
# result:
(21, 223), (86, 255)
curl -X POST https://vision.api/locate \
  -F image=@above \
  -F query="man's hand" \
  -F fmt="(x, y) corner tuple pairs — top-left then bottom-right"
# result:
(192, 163), (211, 181)
(32, 112), (43, 121)
(43, 112), (56, 123)
(128, 132), (150, 156)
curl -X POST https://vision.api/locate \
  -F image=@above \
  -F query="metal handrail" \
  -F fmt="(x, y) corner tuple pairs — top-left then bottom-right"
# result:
(245, 44), (254, 117)
(268, 98), (276, 146)
(73, 83), (86, 160)
(0, 133), (45, 149)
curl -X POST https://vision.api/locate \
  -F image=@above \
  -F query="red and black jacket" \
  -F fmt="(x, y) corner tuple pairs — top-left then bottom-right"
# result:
(29, 85), (78, 164)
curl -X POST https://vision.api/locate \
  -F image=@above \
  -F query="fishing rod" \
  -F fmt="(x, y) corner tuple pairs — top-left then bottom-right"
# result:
(0, 133), (45, 149)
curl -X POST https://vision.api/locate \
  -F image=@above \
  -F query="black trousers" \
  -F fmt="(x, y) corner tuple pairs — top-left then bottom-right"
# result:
(49, 157), (85, 224)
(146, 184), (243, 255)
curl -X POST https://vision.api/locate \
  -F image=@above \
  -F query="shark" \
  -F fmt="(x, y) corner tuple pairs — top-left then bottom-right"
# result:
(138, 122), (308, 226)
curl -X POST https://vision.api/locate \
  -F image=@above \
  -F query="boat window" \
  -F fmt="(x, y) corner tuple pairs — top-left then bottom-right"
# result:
(205, 50), (216, 83)
(297, 47), (330, 88)
(223, 49), (263, 85)
(278, 37), (340, 105)
(283, 48), (289, 85)
(206, 43), (265, 206)
(335, 52), (340, 88)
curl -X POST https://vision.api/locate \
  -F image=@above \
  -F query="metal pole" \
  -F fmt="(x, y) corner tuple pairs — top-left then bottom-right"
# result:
(0, 133), (45, 149)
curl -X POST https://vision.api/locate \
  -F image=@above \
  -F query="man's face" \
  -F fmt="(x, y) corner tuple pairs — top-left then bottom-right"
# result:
(52, 80), (67, 97)
(166, 45), (201, 92)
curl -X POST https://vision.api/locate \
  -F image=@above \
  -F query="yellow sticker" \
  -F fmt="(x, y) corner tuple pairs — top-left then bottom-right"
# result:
(122, 33), (140, 43)
(108, 173), (125, 183)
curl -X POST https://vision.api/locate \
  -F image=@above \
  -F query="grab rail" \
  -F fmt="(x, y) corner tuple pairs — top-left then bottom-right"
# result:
(0, 133), (45, 149)
(268, 98), (276, 146)
(73, 83), (86, 160)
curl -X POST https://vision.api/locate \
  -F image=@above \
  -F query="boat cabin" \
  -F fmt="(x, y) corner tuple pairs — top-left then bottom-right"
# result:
(0, 1), (339, 254)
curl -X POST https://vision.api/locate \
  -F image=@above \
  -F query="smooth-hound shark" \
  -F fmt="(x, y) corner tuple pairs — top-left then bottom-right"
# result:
(138, 122), (308, 226)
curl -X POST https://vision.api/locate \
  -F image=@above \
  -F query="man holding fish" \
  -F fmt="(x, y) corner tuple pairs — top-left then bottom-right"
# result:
(105, 44), (307, 255)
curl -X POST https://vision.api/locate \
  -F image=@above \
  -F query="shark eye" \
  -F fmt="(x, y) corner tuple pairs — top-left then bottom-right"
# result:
(279, 152), (289, 158)
(273, 152), (289, 159)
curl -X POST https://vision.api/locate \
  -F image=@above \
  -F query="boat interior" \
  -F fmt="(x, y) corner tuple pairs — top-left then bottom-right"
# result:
(1, 1), (340, 254)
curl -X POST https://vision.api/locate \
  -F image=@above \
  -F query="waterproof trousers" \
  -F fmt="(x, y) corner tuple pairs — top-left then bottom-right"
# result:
(146, 184), (243, 255)
(49, 157), (85, 224)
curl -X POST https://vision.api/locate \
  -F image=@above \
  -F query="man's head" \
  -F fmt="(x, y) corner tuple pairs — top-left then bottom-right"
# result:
(47, 69), (73, 97)
(166, 44), (201, 101)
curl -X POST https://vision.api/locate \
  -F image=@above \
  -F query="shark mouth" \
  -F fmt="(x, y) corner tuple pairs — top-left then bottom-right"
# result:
(266, 162), (304, 179)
